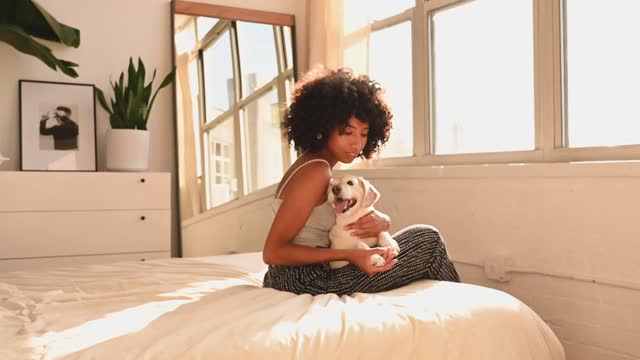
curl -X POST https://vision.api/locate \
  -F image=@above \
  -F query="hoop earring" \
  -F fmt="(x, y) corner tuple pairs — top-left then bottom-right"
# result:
(315, 132), (323, 140)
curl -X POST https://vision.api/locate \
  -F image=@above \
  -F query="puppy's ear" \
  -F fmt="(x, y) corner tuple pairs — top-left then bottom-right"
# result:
(358, 176), (380, 207)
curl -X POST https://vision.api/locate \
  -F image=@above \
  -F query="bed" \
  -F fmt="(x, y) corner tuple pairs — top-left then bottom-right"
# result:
(0, 252), (564, 359)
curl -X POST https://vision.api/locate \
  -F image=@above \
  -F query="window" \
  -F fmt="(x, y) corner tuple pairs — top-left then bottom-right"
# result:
(564, 0), (640, 148)
(355, 2), (415, 159)
(242, 87), (284, 193)
(202, 30), (235, 121)
(283, 26), (295, 70)
(343, 0), (640, 167)
(176, 15), (295, 209)
(431, 0), (535, 155)
(188, 60), (202, 179)
(370, 21), (413, 158)
(236, 21), (279, 97)
(196, 17), (218, 41)
(370, 0), (414, 21)
(205, 117), (237, 208)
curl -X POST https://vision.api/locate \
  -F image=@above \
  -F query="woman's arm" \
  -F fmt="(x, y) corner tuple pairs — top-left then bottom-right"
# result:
(344, 210), (391, 238)
(263, 161), (340, 266)
(262, 162), (397, 274)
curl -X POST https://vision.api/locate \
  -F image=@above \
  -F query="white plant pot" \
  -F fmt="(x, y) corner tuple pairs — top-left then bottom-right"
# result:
(106, 129), (150, 171)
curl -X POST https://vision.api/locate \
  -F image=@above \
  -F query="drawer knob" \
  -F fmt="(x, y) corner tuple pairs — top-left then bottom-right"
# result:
(140, 178), (146, 183)
(140, 215), (146, 221)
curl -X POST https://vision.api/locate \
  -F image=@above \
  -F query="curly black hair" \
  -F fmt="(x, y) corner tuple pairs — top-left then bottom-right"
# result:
(282, 67), (392, 159)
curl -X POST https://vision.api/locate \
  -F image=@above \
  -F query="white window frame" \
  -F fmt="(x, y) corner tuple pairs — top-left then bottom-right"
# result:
(357, 0), (640, 170)
(183, 16), (296, 210)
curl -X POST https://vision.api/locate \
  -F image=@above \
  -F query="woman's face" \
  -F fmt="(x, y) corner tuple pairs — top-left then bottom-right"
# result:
(326, 116), (369, 163)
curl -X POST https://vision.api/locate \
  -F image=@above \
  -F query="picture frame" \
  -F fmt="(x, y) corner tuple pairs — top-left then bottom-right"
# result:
(19, 80), (97, 171)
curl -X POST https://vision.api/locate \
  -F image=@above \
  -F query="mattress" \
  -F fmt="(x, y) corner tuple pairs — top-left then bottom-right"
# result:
(0, 252), (564, 359)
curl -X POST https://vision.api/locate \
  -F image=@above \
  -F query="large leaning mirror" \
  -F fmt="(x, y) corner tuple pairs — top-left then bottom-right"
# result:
(171, 1), (297, 255)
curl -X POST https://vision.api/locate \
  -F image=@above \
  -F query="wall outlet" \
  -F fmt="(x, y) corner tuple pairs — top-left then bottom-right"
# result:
(483, 255), (513, 282)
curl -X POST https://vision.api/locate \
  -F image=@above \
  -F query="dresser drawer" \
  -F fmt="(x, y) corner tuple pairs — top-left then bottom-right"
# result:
(0, 251), (170, 271)
(0, 172), (169, 212)
(0, 209), (170, 259)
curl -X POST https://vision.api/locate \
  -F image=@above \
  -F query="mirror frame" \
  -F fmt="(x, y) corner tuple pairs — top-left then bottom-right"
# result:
(170, 0), (298, 256)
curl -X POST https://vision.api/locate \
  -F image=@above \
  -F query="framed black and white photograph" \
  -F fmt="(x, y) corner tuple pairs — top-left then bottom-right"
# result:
(19, 80), (97, 171)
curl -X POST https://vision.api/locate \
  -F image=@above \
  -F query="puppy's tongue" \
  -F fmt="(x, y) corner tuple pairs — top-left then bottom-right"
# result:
(333, 199), (348, 215)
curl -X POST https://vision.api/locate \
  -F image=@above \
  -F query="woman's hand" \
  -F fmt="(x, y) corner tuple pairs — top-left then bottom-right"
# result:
(344, 210), (391, 238)
(348, 247), (398, 276)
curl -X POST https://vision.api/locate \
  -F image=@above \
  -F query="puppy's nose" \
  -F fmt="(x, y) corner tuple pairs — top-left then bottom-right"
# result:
(331, 185), (341, 195)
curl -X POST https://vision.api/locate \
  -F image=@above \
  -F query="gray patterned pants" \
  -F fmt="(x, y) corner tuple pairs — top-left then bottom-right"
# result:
(263, 224), (460, 296)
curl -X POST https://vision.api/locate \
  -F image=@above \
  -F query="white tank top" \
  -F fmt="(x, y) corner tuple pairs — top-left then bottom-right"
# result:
(272, 159), (335, 248)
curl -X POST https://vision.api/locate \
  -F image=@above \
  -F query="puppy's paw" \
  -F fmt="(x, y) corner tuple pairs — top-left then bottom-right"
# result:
(370, 254), (386, 267)
(330, 260), (349, 269)
(389, 240), (400, 256)
(379, 233), (400, 256)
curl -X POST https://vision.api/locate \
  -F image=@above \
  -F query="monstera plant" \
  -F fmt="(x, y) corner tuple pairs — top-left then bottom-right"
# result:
(0, 0), (80, 77)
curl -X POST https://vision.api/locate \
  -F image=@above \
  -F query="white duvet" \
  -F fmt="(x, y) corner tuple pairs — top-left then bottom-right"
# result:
(0, 252), (564, 360)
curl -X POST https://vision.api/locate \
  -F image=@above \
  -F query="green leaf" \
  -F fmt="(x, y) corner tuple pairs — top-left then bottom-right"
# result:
(141, 84), (152, 105)
(138, 57), (146, 89)
(116, 72), (124, 102)
(113, 73), (123, 115)
(137, 64), (146, 103)
(0, 0), (80, 77)
(18, 0), (80, 47)
(100, 58), (174, 129)
(144, 68), (175, 125)
(95, 88), (112, 115)
(0, 24), (78, 77)
(127, 57), (137, 97)
(110, 112), (124, 129)
(148, 69), (157, 86)
(157, 68), (176, 90)
(0, 2), (17, 24)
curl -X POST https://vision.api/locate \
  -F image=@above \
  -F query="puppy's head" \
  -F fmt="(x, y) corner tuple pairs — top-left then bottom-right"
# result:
(327, 175), (380, 216)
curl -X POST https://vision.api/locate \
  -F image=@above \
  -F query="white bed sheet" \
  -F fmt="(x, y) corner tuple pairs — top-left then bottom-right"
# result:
(0, 252), (564, 359)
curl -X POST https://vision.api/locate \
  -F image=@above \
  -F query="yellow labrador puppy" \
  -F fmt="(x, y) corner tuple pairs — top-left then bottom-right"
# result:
(327, 175), (400, 269)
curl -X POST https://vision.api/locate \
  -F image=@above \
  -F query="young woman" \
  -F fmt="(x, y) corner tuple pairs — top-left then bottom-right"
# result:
(262, 68), (459, 295)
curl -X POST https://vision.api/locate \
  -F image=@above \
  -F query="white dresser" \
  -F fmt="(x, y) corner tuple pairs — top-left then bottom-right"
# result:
(0, 172), (171, 271)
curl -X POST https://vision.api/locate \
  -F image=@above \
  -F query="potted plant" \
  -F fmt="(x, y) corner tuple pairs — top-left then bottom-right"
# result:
(95, 57), (175, 171)
(0, 0), (80, 77)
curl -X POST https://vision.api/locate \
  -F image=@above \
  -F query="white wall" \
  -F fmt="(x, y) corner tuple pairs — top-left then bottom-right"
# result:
(0, 0), (305, 256)
(182, 161), (640, 360)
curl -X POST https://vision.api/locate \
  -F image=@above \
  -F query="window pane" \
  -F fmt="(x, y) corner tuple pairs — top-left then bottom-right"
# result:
(370, 21), (413, 158)
(206, 117), (238, 208)
(174, 15), (196, 55)
(283, 26), (294, 70)
(236, 21), (279, 97)
(370, 0), (414, 21)
(565, 0), (640, 148)
(242, 87), (284, 193)
(432, 0), (534, 155)
(188, 60), (202, 178)
(202, 31), (235, 121)
(285, 78), (293, 105)
(285, 77), (298, 162)
(197, 17), (219, 41)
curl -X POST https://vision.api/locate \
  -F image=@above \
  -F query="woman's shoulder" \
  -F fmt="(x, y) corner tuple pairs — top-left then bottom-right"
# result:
(291, 159), (331, 185)
(280, 159), (331, 199)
